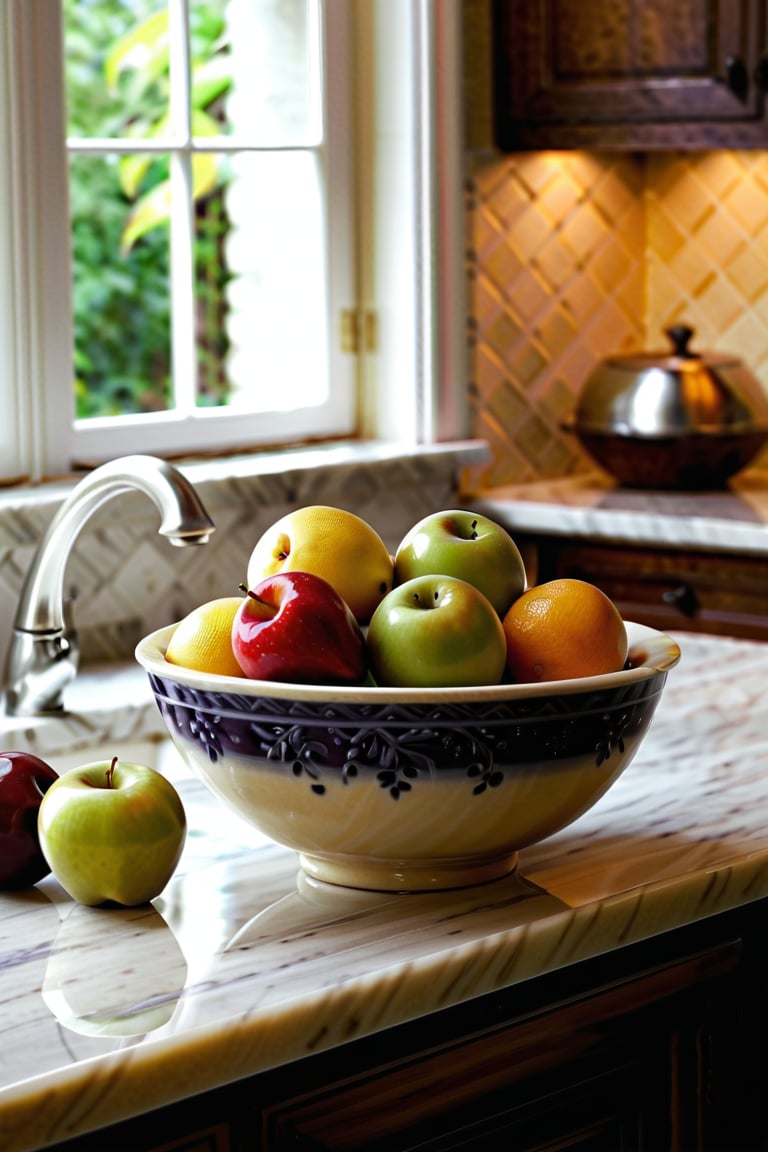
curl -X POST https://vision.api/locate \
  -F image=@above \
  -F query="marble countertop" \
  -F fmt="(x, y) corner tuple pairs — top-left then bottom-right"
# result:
(477, 471), (768, 554)
(4, 628), (768, 1150)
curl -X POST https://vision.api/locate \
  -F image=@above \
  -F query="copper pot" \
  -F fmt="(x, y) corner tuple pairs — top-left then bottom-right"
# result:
(564, 326), (768, 489)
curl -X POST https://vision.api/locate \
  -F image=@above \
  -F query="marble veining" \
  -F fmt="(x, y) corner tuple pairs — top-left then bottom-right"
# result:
(2, 629), (768, 1149)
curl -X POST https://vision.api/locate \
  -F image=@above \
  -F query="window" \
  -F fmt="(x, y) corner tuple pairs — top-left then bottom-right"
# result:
(0, 1), (466, 484)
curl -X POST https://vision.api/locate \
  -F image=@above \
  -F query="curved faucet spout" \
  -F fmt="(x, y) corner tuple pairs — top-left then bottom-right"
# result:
(4, 455), (215, 716)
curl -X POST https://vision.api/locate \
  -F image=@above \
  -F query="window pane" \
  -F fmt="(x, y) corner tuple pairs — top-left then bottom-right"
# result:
(224, 0), (321, 145)
(193, 154), (232, 408)
(221, 151), (329, 411)
(58, 0), (346, 461)
(65, 0), (170, 141)
(70, 153), (172, 418)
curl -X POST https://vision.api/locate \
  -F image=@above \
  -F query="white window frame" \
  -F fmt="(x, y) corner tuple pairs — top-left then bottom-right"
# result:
(0, 0), (466, 484)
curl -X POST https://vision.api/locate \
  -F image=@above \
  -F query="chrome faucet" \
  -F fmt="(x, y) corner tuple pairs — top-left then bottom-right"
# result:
(4, 455), (215, 716)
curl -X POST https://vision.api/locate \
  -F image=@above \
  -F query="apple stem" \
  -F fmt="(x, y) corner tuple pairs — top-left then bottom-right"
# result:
(239, 582), (271, 608)
(106, 756), (118, 789)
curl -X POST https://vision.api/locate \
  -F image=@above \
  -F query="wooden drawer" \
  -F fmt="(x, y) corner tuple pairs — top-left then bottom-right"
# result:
(532, 538), (768, 640)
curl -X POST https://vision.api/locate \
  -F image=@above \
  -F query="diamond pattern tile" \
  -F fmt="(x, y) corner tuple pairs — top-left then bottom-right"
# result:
(468, 149), (768, 485)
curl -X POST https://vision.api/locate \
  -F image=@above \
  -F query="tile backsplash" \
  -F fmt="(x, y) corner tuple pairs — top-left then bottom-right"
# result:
(466, 150), (768, 488)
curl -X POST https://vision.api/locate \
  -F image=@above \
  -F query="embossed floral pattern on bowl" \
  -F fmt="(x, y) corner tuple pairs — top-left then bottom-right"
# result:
(136, 622), (680, 892)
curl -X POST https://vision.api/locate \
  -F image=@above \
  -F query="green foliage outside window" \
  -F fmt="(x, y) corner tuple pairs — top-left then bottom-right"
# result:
(65, 0), (232, 419)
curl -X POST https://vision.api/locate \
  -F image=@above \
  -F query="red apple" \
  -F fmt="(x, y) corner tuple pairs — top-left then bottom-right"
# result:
(232, 571), (367, 685)
(0, 751), (59, 889)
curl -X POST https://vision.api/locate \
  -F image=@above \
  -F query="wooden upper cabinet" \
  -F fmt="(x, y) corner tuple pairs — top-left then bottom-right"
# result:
(493, 0), (768, 149)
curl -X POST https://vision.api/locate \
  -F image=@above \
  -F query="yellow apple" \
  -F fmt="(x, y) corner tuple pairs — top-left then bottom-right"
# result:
(247, 505), (394, 624)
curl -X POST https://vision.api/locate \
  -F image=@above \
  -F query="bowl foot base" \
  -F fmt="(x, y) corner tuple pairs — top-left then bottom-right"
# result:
(298, 850), (520, 893)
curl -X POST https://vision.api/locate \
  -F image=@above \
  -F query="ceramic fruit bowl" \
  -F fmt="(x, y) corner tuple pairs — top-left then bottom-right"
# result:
(135, 622), (680, 893)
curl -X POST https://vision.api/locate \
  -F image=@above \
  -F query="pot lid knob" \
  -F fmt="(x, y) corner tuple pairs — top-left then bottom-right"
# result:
(665, 324), (697, 359)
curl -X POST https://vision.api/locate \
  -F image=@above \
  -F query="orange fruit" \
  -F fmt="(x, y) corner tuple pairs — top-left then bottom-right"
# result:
(165, 596), (245, 677)
(502, 578), (628, 683)
(246, 505), (394, 623)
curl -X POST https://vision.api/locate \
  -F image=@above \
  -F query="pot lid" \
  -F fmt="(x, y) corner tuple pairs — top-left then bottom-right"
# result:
(601, 324), (740, 373)
(573, 325), (768, 437)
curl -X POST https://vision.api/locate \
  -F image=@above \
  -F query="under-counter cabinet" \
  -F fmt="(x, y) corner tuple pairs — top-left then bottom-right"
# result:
(46, 902), (768, 1152)
(493, 0), (768, 149)
(527, 535), (768, 640)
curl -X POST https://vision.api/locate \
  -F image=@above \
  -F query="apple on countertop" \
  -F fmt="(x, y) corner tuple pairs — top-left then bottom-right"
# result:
(0, 751), (59, 890)
(38, 757), (187, 907)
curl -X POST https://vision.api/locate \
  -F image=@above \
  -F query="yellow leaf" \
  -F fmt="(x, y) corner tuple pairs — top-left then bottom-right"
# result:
(105, 10), (169, 93)
(121, 180), (172, 253)
(119, 154), (152, 201)
(192, 154), (219, 201)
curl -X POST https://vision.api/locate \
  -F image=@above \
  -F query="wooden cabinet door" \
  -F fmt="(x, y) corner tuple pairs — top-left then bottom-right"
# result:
(261, 938), (748, 1151)
(494, 0), (768, 149)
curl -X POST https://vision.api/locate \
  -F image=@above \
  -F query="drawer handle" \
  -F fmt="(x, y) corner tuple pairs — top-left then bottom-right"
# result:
(662, 583), (699, 617)
(725, 55), (750, 101)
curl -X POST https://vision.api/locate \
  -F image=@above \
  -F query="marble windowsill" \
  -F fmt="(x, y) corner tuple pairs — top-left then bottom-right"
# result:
(0, 439), (489, 518)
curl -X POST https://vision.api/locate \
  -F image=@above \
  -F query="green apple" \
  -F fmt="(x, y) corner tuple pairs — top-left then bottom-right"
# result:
(394, 509), (526, 617)
(367, 575), (508, 688)
(38, 758), (186, 907)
